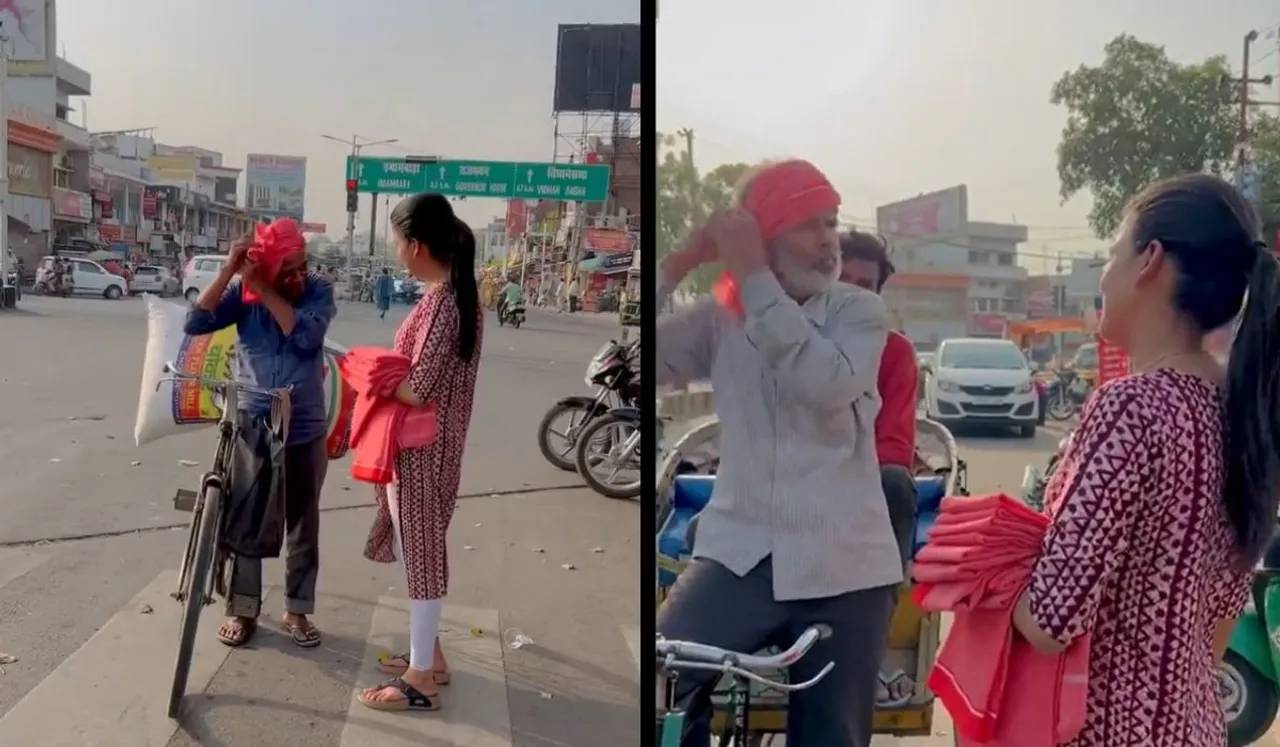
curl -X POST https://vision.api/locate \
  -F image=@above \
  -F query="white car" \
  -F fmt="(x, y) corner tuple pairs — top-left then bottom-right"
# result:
(182, 255), (229, 303)
(130, 265), (179, 297)
(37, 255), (129, 299)
(923, 337), (1039, 438)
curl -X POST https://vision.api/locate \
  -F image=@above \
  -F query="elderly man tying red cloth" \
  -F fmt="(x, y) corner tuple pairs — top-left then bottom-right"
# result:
(658, 160), (898, 747)
(185, 218), (337, 649)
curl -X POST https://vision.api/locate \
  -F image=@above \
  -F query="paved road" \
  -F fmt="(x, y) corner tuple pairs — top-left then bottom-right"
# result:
(0, 297), (641, 746)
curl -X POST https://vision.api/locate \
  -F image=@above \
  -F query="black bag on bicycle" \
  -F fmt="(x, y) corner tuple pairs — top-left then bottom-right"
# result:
(219, 410), (288, 559)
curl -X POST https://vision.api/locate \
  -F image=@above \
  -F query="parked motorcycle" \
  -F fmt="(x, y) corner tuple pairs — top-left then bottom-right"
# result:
(498, 299), (526, 328)
(537, 339), (640, 471)
(1022, 435), (1274, 746)
(574, 405), (642, 499)
(1044, 369), (1091, 421)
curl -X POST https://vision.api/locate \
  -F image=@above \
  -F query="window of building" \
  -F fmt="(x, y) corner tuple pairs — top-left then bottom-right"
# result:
(1001, 298), (1019, 313)
(967, 250), (983, 263)
(996, 252), (1014, 266)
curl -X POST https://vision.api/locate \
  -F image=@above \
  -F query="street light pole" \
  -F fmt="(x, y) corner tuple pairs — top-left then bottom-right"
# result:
(321, 134), (397, 273)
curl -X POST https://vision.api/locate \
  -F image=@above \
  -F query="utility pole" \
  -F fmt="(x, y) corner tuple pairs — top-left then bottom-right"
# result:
(0, 22), (11, 308)
(322, 134), (397, 276)
(676, 128), (701, 224)
(1224, 31), (1274, 187)
(367, 192), (378, 258)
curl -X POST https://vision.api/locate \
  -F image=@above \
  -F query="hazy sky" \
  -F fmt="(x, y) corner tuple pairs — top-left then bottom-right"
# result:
(58, 0), (638, 236)
(658, 0), (1280, 273)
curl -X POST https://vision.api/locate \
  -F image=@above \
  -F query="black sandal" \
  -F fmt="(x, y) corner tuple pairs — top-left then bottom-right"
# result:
(216, 617), (258, 648)
(357, 676), (441, 712)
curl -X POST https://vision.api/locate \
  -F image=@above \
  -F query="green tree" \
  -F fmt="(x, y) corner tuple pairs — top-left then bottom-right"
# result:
(656, 131), (750, 293)
(1052, 34), (1237, 238)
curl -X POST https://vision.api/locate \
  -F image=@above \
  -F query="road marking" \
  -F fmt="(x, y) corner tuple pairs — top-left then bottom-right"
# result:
(621, 625), (642, 675)
(0, 570), (268, 747)
(0, 548), (50, 591)
(340, 600), (513, 747)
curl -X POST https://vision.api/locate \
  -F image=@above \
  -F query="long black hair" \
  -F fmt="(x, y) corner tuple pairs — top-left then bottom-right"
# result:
(1126, 173), (1280, 566)
(390, 193), (480, 361)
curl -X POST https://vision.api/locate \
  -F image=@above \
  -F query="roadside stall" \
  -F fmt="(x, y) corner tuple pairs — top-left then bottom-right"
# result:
(620, 248), (641, 328)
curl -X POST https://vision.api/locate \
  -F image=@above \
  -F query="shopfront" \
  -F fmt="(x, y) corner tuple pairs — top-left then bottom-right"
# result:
(51, 186), (93, 242)
(7, 121), (59, 268)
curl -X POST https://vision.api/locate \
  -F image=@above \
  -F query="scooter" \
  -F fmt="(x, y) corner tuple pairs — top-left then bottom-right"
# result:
(1022, 436), (1280, 746)
(1222, 563), (1280, 746)
(499, 299), (526, 329)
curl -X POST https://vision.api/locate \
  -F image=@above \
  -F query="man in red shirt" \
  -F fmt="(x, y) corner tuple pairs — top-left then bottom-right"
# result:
(839, 231), (918, 570)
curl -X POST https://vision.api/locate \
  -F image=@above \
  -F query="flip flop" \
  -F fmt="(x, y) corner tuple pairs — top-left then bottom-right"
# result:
(282, 618), (322, 648)
(216, 618), (258, 648)
(357, 676), (441, 712)
(376, 652), (451, 684)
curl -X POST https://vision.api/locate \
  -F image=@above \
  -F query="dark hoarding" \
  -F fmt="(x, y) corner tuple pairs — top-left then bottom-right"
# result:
(553, 24), (641, 114)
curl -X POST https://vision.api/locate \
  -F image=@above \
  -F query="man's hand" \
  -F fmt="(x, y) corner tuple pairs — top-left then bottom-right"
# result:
(660, 224), (717, 287)
(225, 235), (253, 275)
(706, 210), (767, 276)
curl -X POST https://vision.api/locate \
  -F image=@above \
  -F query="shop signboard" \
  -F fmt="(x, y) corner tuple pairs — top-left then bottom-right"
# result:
(246, 153), (307, 221)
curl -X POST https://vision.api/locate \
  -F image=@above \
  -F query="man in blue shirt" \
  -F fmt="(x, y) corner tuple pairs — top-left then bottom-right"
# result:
(184, 236), (336, 649)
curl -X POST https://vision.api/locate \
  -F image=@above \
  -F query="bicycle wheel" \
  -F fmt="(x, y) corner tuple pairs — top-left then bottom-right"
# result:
(167, 479), (222, 718)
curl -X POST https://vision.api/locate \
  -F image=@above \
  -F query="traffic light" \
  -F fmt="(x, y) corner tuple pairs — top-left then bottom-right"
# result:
(345, 179), (358, 213)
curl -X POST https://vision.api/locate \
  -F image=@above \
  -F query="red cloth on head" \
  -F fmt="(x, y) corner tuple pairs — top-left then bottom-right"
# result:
(712, 160), (841, 318)
(242, 218), (306, 303)
(339, 346), (438, 484)
(912, 493), (1089, 747)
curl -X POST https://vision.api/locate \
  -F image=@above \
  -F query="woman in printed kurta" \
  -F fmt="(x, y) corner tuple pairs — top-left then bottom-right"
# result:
(1012, 173), (1280, 747)
(357, 193), (483, 713)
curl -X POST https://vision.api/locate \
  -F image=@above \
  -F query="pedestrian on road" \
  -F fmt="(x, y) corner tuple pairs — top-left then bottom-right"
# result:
(655, 159), (898, 747)
(555, 278), (567, 313)
(375, 267), (395, 319)
(567, 277), (580, 313)
(358, 193), (483, 713)
(1011, 174), (1280, 747)
(184, 220), (337, 650)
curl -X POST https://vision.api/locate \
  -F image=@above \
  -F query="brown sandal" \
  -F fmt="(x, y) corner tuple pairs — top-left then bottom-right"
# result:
(281, 618), (322, 648)
(216, 617), (258, 647)
(375, 652), (451, 684)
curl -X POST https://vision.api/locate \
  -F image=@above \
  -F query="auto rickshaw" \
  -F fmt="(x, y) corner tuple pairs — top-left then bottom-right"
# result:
(656, 417), (968, 744)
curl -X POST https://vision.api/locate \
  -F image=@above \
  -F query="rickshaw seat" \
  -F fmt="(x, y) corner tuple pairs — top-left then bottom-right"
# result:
(671, 474), (715, 513)
(913, 476), (947, 557)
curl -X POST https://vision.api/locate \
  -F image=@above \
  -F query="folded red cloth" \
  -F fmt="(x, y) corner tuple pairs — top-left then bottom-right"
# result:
(242, 218), (305, 303)
(913, 493), (1089, 747)
(338, 346), (436, 484)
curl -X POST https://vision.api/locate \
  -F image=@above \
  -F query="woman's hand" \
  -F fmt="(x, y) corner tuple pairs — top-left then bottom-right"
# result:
(393, 378), (424, 407)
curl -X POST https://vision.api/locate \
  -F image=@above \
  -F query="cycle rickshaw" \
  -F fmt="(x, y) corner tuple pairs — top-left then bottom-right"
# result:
(656, 416), (967, 744)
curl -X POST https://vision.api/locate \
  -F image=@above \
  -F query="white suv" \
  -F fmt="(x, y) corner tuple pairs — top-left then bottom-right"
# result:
(923, 337), (1039, 438)
(182, 255), (229, 303)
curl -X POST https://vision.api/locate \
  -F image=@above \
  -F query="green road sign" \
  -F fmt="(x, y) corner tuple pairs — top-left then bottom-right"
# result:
(346, 157), (612, 202)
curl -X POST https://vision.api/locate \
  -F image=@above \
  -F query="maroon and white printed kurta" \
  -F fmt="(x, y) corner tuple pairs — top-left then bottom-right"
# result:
(364, 282), (482, 600)
(1028, 369), (1250, 747)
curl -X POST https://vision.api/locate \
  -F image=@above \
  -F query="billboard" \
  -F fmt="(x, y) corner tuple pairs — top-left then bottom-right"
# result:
(553, 24), (641, 113)
(875, 185), (969, 239)
(245, 153), (307, 221)
(148, 155), (199, 185)
(2, 0), (51, 75)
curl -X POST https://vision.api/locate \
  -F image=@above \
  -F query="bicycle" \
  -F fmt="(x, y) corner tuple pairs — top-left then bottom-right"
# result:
(157, 362), (291, 719)
(655, 624), (834, 747)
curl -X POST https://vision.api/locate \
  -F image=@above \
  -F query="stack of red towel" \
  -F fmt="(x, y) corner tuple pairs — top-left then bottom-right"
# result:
(338, 346), (437, 484)
(913, 494), (1089, 746)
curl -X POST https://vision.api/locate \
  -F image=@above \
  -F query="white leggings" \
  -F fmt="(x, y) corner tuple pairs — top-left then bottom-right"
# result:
(388, 485), (445, 672)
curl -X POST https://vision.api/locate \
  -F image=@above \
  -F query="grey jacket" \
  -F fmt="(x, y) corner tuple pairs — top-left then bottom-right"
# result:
(656, 271), (903, 601)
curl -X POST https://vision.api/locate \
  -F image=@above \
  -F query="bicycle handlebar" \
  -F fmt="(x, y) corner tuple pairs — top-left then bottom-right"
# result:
(157, 362), (291, 399)
(656, 624), (834, 693)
